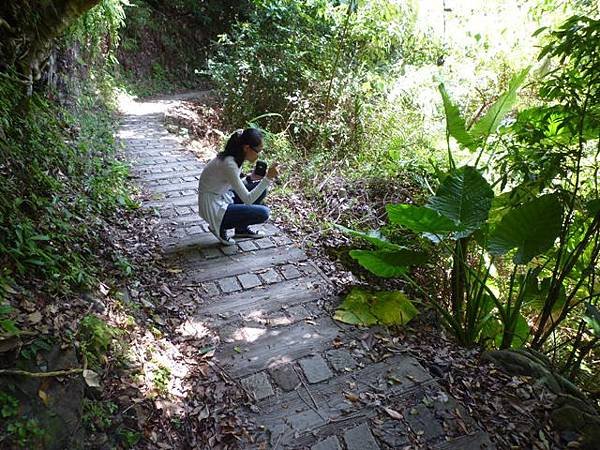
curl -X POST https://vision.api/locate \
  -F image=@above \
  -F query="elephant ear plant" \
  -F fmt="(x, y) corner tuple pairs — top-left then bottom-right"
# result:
(339, 15), (600, 386)
(339, 68), (534, 347)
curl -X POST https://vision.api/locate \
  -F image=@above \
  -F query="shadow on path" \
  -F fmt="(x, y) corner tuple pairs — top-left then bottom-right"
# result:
(119, 92), (495, 450)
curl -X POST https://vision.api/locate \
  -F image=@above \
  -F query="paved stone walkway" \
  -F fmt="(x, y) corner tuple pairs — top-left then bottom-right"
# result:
(119, 93), (495, 449)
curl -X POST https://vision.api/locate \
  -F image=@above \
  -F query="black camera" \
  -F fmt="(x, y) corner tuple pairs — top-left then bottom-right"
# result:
(253, 160), (267, 177)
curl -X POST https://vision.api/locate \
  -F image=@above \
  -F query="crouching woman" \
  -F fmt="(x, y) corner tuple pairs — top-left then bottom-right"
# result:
(197, 128), (279, 246)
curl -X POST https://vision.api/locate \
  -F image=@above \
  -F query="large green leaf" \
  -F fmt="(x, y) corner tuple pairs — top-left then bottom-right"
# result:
(480, 318), (503, 348)
(470, 68), (529, 141)
(584, 304), (600, 337)
(349, 249), (428, 278)
(334, 289), (378, 325)
(334, 288), (419, 326)
(335, 225), (403, 250)
(488, 194), (563, 264)
(498, 313), (530, 348)
(587, 199), (600, 216)
(427, 166), (494, 236)
(522, 276), (566, 313)
(438, 83), (478, 150)
(386, 204), (460, 234)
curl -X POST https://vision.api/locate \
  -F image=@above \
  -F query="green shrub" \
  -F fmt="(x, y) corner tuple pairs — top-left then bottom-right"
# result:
(0, 391), (46, 448)
(341, 15), (600, 389)
(0, 77), (136, 294)
(209, 0), (440, 153)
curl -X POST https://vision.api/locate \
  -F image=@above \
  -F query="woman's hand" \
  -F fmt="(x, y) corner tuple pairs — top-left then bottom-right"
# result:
(267, 163), (280, 179)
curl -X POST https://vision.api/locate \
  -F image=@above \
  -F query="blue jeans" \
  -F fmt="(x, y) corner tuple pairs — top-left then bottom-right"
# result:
(220, 179), (270, 234)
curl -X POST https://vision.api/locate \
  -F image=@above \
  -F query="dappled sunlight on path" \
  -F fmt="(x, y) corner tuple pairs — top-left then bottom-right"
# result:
(117, 91), (212, 117)
(119, 91), (495, 449)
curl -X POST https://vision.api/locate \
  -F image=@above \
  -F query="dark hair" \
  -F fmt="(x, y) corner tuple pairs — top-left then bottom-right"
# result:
(218, 128), (263, 167)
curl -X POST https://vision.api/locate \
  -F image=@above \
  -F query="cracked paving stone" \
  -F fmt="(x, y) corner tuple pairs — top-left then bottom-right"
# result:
(269, 364), (300, 392)
(373, 420), (410, 448)
(287, 409), (324, 430)
(221, 245), (239, 255)
(218, 277), (242, 293)
(238, 240), (258, 251)
(259, 268), (282, 284)
(312, 436), (342, 450)
(299, 355), (333, 384)
(285, 304), (309, 322)
(240, 372), (274, 401)
(272, 235), (292, 246)
(405, 404), (444, 440)
(343, 423), (380, 450)
(238, 273), (262, 290)
(387, 358), (432, 388)
(325, 349), (358, 372)
(255, 237), (276, 249)
(202, 282), (220, 297)
(187, 225), (203, 234)
(304, 301), (323, 317)
(280, 264), (301, 280)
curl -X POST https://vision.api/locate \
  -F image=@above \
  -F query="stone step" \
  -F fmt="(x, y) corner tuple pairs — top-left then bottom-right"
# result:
(145, 193), (197, 208)
(122, 141), (180, 150)
(132, 159), (201, 172)
(137, 168), (203, 182)
(179, 246), (308, 282)
(154, 205), (199, 220)
(252, 354), (434, 448)
(161, 224), (283, 254)
(131, 156), (196, 166)
(145, 176), (197, 186)
(145, 180), (198, 194)
(133, 165), (201, 177)
(195, 269), (326, 319)
(217, 316), (341, 378)
(126, 149), (179, 158)
(166, 213), (205, 225)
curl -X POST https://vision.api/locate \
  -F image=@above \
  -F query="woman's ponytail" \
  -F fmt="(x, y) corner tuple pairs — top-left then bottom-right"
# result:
(223, 129), (243, 155)
(218, 128), (263, 167)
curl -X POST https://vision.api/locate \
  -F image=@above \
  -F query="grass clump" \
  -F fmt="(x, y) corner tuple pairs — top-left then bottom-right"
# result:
(78, 314), (123, 369)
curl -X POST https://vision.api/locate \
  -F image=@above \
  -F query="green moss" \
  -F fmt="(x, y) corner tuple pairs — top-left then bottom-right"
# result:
(78, 315), (122, 368)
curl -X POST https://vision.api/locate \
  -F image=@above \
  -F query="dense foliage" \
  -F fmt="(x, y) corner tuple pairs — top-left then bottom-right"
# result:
(117, 0), (249, 95)
(0, 2), (141, 447)
(0, 0), (134, 303)
(1, 1), (599, 447)
(0, 80), (135, 299)
(343, 14), (600, 391)
(209, 0), (440, 155)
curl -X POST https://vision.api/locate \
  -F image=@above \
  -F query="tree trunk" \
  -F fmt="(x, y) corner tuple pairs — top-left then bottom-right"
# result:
(1, 0), (101, 86)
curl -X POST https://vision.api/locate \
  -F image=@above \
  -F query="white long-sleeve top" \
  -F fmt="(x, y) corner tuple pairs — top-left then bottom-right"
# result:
(197, 155), (271, 233)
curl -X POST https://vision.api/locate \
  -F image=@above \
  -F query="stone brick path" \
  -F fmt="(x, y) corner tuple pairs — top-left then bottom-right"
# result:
(119, 93), (495, 449)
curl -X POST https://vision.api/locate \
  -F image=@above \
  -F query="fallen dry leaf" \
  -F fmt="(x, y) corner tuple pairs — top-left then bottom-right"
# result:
(83, 369), (101, 387)
(28, 311), (42, 324)
(383, 406), (403, 420)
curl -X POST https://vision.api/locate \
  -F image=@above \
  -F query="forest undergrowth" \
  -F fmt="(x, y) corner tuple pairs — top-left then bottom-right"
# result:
(1, 0), (599, 448)
(168, 94), (567, 450)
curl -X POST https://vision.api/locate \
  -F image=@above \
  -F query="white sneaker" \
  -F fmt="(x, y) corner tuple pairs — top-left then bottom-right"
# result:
(208, 226), (236, 246)
(233, 229), (266, 239)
